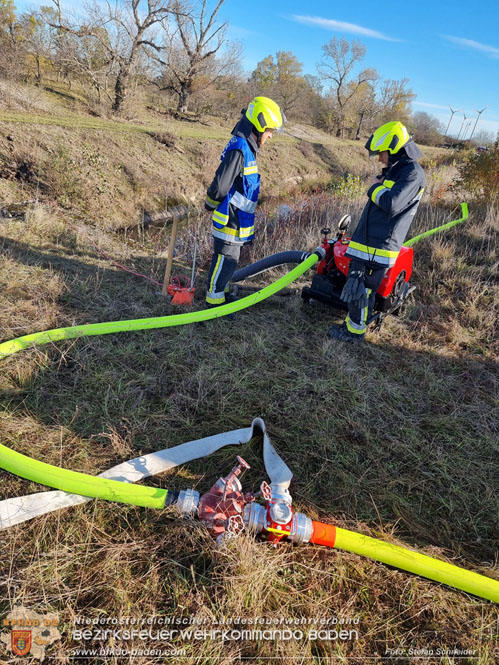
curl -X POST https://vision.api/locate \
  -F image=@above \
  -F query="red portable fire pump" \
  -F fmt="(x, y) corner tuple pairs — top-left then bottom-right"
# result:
(301, 215), (416, 327)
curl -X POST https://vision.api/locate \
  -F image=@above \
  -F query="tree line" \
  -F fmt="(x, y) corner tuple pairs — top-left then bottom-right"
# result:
(2, 0), (488, 147)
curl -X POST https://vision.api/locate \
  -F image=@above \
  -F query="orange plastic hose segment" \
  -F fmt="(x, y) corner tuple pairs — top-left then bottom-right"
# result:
(311, 521), (337, 547)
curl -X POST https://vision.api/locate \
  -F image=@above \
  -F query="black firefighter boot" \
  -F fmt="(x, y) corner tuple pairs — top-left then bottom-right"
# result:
(327, 323), (365, 343)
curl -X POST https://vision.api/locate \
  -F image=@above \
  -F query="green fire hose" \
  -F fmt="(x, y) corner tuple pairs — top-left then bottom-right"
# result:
(0, 442), (168, 509)
(0, 202), (471, 361)
(332, 526), (498, 603)
(404, 202), (468, 247)
(0, 251), (321, 360)
(3, 206), (494, 603)
(1, 439), (497, 602)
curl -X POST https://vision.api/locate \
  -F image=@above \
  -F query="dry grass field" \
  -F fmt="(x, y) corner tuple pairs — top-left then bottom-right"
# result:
(0, 83), (498, 664)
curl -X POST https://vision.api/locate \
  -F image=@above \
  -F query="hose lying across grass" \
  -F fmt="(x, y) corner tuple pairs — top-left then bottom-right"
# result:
(3, 205), (494, 603)
(0, 250), (322, 360)
(1, 425), (497, 602)
(310, 522), (498, 603)
(0, 205), (470, 360)
(403, 202), (468, 247)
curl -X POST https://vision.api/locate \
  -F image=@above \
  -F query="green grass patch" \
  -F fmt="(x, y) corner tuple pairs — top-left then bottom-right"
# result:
(0, 110), (240, 140)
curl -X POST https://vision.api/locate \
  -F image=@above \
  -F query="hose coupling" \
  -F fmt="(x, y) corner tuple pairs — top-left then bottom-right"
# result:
(313, 246), (326, 260)
(175, 489), (200, 517)
(243, 502), (313, 546)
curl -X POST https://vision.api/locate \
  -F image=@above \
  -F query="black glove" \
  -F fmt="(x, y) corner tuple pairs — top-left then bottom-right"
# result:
(340, 263), (368, 309)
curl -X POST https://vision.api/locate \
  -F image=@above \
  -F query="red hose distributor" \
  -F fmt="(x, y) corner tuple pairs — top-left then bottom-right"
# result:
(198, 456), (254, 544)
(197, 457), (313, 548)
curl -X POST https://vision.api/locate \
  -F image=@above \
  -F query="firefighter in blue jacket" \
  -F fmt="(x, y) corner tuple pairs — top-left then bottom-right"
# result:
(328, 121), (426, 342)
(204, 96), (284, 306)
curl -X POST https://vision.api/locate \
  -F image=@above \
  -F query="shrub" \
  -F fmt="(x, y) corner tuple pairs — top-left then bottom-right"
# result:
(42, 144), (84, 208)
(452, 146), (499, 202)
(25, 203), (72, 245)
(297, 141), (314, 160)
(330, 173), (364, 200)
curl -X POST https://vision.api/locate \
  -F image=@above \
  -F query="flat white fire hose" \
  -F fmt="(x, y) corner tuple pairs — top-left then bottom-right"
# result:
(1, 419), (498, 602)
(0, 418), (290, 530)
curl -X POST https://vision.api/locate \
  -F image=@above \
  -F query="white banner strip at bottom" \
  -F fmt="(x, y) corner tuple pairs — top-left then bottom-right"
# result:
(0, 418), (292, 530)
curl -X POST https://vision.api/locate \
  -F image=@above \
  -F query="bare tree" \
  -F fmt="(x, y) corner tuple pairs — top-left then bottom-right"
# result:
(409, 111), (444, 146)
(19, 7), (61, 85)
(154, 0), (240, 113)
(0, 0), (25, 79)
(351, 80), (377, 140)
(317, 37), (377, 138)
(55, 29), (117, 102)
(376, 78), (414, 127)
(51, 0), (178, 112)
(470, 129), (494, 147)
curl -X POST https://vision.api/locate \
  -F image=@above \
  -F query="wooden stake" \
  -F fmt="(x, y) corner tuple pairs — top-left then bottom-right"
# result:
(162, 216), (179, 295)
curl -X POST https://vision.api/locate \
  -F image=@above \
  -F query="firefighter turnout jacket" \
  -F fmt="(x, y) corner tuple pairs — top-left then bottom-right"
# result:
(346, 140), (426, 268)
(205, 116), (259, 244)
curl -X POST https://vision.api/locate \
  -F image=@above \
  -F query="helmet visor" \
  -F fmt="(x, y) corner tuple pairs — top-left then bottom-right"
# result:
(275, 111), (287, 132)
(365, 135), (379, 156)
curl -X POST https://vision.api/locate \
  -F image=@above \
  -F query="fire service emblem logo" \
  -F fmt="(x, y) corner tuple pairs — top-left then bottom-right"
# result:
(1, 606), (61, 660)
(11, 630), (32, 656)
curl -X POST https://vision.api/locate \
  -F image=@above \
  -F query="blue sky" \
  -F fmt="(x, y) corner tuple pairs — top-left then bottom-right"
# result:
(220, 0), (499, 139)
(15, 0), (499, 138)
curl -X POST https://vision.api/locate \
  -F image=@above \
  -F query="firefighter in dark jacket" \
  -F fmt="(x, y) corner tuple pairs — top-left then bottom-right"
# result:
(328, 121), (425, 342)
(204, 96), (284, 306)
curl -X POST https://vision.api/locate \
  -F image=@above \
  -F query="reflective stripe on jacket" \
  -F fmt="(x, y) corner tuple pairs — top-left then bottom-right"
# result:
(210, 136), (260, 244)
(346, 154), (425, 267)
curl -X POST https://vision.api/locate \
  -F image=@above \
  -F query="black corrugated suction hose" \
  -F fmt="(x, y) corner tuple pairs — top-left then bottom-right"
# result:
(232, 251), (310, 283)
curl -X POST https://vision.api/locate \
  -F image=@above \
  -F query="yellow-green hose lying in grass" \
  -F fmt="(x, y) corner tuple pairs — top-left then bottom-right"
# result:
(3, 206), (493, 601)
(0, 202), (470, 361)
(404, 202), (468, 247)
(1, 439), (498, 602)
(312, 523), (499, 603)
(0, 441), (168, 509)
(0, 251), (321, 360)
(333, 527), (499, 603)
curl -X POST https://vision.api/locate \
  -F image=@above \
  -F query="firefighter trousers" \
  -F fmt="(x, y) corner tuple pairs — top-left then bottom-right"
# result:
(206, 237), (241, 305)
(345, 265), (386, 336)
